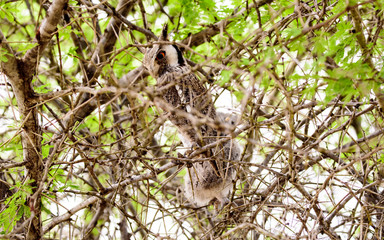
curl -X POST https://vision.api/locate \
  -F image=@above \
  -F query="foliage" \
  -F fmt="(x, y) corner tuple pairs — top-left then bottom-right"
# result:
(0, 180), (32, 234)
(1, 0), (384, 239)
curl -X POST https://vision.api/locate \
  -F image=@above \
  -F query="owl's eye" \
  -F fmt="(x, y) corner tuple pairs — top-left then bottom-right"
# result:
(156, 51), (166, 60)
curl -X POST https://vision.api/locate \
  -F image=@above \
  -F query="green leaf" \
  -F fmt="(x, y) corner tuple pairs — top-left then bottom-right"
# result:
(219, 70), (231, 86)
(0, 181), (32, 233)
(0, 47), (11, 63)
(0, 2), (17, 23)
(324, 77), (356, 103)
(284, 27), (301, 39)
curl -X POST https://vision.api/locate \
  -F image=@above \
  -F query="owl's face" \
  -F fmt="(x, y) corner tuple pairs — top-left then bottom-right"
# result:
(143, 43), (186, 78)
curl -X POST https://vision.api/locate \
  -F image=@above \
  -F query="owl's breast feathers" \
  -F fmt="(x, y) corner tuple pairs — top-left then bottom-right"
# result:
(158, 66), (214, 114)
(157, 67), (219, 145)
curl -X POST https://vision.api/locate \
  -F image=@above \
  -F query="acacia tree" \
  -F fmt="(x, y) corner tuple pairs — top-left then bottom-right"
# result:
(1, 0), (384, 239)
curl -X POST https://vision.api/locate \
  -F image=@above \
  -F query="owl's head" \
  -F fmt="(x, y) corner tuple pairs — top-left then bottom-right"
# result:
(143, 24), (186, 78)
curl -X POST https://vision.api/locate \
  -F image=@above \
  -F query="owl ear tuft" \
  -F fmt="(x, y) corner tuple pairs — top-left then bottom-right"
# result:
(159, 24), (168, 41)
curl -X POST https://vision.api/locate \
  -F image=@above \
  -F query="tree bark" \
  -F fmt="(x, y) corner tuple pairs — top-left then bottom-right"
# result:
(0, 0), (68, 238)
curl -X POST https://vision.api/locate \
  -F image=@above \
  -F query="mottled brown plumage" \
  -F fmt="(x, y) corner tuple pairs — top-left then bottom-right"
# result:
(143, 25), (239, 207)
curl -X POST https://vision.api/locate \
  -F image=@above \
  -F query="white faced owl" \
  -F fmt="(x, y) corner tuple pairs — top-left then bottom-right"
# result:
(143, 25), (239, 207)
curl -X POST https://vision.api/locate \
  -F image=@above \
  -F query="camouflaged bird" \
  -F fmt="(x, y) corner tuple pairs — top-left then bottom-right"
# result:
(143, 24), (240, 208)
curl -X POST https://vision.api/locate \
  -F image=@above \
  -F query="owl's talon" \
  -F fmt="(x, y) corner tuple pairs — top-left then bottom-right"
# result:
(191, 143), (200, 150)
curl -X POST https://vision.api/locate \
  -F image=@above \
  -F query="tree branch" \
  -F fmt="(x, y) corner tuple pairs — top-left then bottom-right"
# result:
(22, 0), (69, 78)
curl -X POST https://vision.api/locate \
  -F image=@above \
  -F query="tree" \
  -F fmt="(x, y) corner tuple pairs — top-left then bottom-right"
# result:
(1, 0), (384, 239)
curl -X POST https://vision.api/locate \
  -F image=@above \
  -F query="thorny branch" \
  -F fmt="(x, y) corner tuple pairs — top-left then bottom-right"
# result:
(1, 0), (384, 239)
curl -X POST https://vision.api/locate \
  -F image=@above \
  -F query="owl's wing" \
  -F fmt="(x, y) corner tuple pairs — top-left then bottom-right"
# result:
(183, 72), (215, 116)
(178, 72), (230, 178)
(161, 70), (226, 178)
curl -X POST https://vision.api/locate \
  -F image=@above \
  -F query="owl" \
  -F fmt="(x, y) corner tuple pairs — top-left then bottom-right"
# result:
(143, 25), (239, 208)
